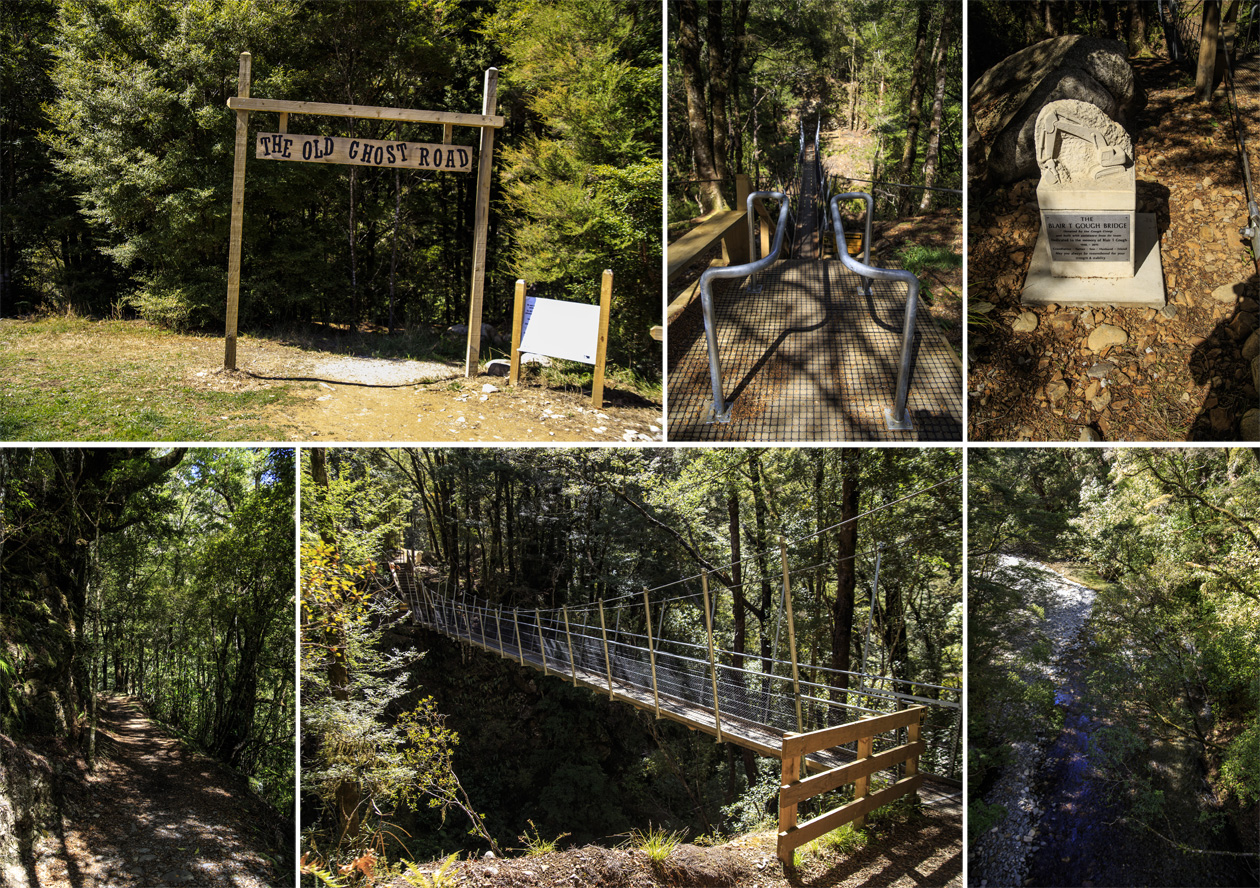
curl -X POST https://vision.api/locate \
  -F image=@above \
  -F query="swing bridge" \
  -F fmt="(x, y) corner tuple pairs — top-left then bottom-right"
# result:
(390, 545), (961, 857)
(667, 119), (963, 441)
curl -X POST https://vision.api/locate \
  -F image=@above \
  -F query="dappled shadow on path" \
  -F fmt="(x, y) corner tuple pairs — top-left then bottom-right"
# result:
(28, 696), (289, 888)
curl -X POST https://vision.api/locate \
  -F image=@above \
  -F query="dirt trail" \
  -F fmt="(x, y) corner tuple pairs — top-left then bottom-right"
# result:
(28, 696), (288, 888)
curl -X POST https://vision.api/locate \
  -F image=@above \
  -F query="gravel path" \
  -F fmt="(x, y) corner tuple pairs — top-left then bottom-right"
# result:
(29, 696), (289, 888)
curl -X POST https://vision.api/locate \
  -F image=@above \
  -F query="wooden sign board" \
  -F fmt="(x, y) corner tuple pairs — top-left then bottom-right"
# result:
(255, 133), (474, 172)
(510, 271), (612, 407)
(519, 298), (602, 364)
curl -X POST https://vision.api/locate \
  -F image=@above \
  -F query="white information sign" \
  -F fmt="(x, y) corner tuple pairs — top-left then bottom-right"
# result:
(517, 296), (601, 364)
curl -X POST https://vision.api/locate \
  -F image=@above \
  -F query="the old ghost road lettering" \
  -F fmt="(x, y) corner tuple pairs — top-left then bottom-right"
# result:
(255, 133), (474, 172)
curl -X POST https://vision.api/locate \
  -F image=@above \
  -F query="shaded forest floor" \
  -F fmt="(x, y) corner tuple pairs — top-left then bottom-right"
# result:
(0, 317), (663, 442)
(23, 696), (290, 888)
(381, 801), (961, 888)
(968, 57), (1260, 441)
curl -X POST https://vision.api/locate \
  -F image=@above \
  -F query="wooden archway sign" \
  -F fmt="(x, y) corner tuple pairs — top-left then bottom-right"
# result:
(222, 52), (503, 377)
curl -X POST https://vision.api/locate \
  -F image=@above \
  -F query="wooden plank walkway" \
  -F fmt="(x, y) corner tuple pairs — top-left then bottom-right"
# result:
(402, 605), (960, 811)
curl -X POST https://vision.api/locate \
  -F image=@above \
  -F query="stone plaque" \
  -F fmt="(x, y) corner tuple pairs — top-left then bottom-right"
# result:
(1044, 212), (1130, 262)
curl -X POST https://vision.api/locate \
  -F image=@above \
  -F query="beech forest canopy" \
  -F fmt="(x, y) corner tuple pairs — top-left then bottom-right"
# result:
(968, 448), (1259, 858)
(0, 448), (296, 813)
(970, 0), (1164, 86)
(668, 0), (962, 218)
(1, 0), (662, 378)
(300, 447), (961, 863)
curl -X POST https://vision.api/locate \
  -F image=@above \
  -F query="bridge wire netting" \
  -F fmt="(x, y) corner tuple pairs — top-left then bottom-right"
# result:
(394, 533), (962, 782)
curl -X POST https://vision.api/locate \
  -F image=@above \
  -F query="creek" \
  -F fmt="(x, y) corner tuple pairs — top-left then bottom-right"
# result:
(1016, 561), (1255, 888)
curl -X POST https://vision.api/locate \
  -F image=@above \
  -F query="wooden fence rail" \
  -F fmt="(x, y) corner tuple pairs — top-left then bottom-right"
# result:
(777, 705), (925, 865)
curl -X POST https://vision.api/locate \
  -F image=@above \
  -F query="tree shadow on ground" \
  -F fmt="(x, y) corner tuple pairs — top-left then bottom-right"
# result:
(1188, 276), (1259, 440)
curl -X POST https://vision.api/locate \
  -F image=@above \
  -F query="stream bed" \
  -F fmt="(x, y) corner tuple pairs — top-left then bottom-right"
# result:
(972, 558), (1257, 888)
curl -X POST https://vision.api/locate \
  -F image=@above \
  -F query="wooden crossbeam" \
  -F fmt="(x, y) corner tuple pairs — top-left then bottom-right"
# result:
(227, 96), (503, 128)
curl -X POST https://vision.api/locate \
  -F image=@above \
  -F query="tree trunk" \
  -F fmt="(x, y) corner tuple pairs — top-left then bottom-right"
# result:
(895, 5), (932, 216)
(831, 450), (859, 695)
(388, 167), (400, 334)
(679, 0), (729, 213)
(918, 6), (954, 213)
(706, 1), (730, 184)
(729, 1), (750, 176)
(1196, 1), (1221, 103)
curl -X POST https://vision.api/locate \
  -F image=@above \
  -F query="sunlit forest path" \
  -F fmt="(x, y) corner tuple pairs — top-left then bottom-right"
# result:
(28, 696), (287, 888)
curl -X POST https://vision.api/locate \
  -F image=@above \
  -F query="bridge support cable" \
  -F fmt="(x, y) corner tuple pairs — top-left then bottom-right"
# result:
(828, 193), (923, 431)
(397, 568), (961, 783)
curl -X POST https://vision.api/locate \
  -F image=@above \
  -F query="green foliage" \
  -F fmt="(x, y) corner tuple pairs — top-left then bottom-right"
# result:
(622, 824), (683, 864)
(489, 0), (662, 377)
(401, 853), (459, 888)
(517, 819), (570, 856)
(801, 822), (867, 860)
(967, 800), (1007, 842)
(895, 243), (961, 277)
(1219, 722), (1260, 807)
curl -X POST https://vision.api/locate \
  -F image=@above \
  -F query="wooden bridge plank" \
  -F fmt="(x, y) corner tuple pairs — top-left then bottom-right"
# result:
(667, 210), (746, 281)
(777, 773), (923, 858)
(781, 705), (925, 760)
(778, 740), (925, 808)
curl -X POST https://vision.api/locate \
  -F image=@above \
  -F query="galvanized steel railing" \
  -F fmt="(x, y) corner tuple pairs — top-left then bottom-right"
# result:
(698, 190), (791, 423)
(828, 192), (922, 431)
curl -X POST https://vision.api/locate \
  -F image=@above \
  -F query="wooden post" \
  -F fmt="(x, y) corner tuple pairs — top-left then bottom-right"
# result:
(590, 269), (612, 408)
(598, 599), (614, 699)
(278, 111), (288, 134)
(514, 609), (525, 666)
(562, 605), (577, 687)
(701, 573), (723, 743)
(781, 540), (803, 734)
(495, 605), (504, 656)
(777, 742), (801, 865)
(730, 174), (752, 263)
(509, 278), (526, 385)
(463, 67), (498, 377)
(643, 589), (660, 718)
(853, 733), (874, 828)
(536, 610), (548, 676)
(223, 51), (251, 370)
(906, 710), (922, 800)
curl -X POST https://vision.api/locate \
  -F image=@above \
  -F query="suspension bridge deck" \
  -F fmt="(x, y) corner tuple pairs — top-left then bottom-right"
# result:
(394, 574), (960, 813)
(666, 259), (963, 441)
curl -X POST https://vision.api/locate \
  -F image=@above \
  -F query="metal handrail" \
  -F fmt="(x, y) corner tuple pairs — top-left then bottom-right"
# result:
(699, 190), (790, 423)
(828, 192), (921, 431)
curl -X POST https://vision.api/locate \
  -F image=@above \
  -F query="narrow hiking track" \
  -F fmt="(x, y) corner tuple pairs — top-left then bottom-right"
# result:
(27, 696), (288, 888)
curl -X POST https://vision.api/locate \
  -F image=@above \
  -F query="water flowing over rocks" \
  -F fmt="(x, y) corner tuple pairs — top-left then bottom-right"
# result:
(969, 558), (1097, 888)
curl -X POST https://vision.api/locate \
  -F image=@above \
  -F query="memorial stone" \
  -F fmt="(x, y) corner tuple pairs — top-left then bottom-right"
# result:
(1022, 99), (1165, 307)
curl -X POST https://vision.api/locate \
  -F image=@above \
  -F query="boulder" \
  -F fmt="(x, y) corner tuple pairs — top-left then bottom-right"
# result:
(971, 36), (1139, 183)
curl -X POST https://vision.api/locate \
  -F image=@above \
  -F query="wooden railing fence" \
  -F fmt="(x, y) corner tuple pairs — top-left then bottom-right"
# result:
(777, 705), (925, 864)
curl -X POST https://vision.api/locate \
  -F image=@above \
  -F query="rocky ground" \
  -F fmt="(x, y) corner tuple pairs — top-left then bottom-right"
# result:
(16, 696), (289, 888)
(969, 57), (1260, 441)
(377, 801), (961, 888)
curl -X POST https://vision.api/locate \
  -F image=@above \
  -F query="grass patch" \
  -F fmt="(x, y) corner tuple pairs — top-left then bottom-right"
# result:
(896, 242), (962, 277)
(620, 825), (683, 865)
(798, 822), (868, 864)
(509, 357), (661, 404)
(0, 317), (299, 441)
(516, 820), (569, 857)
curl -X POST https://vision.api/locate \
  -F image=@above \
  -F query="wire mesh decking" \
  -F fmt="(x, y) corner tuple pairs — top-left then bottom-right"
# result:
(667, 259), (963, 441)
(393, 567), (962, 789)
